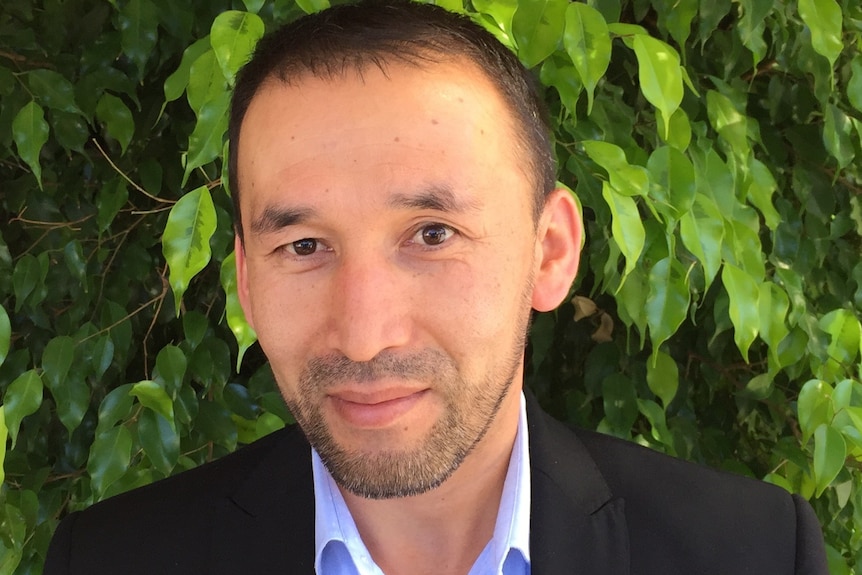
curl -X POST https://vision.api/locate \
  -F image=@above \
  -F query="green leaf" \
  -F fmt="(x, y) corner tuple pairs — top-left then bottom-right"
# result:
(64, 241), (87, 284)
(87, 426), (133, 497)
(130, 380), (174, 423)
(187, 49), (228, 115)
(528, 311), (555, 371)
(96, 384), (135, 434)
(242, 0), (266, 13)
(736, 0), (771, 65)
(27, 69), (81, 115)
(646, 349), (678, 407)
(473, 0), (519, 39)
(847, 406), (862, 435)
(163, 185), (218, 315)
(637, 399), (673, 449)
(0, 305), (9, 368)
(210, 11), (265, 86)
(698, 0), (732, 45)
(182, 310), (209, 350)
(12, 101), (49, 189)
(540, 58), (584, 112)
(658, 108), (691, 152)
(582, 140), (649, 197)
(3, 370), (43, 449)
(725, 207), (765, 282)
(512, 0), (568, 68)
(831, 379), (855, 412)
(563, 3), (611, 114)
(616, 266), (648, 336)
(183, 91), (230, 184)
(680, 193), (724, 289)
(632, 35), (683, 139)
(41, 336), (75, 391)
(153, 345), (186, 395)
(164, 37), (211, 104)
(42, 336), (89, 435)
(721, 264), (760, 362)
(706, 90), (750, 159)
(823, 104), (855, 170)
(798, 379), (833, 443)
(602, 373), (638, 433)
(848, 56), (862, 113)
(646, 146), (695, 221)
(0, 411), (6, 486)
(745, 159), (780, 230)
(119, 0), (159, 75)
(601, 182), (645, 278)
(51, 110), (89, 153)
(758, 282), (790, 356)
(813, 424), (846, 497)
(197, 400), (237, 450)
(608, 22), (647, 43)
(137, 409), (179, 476)
(97, 178), (129, 232)
(744, 373), (774, 400)
(818, 309), (861, 380)
(295, 0), (330, 14)
(96, 93), (134, 155)
(221, 251), (257, 371)
(12, 254), (40, 312)
(797, 0), (843, 68)
(645, 257), (690, 352)
(661, 0), (696, 49)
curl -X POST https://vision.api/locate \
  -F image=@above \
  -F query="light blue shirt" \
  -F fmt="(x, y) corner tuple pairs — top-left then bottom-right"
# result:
(312, 392), (531, 575)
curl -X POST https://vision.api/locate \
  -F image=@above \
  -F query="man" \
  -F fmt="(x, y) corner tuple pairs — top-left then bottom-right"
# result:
(45, 1), (828, 573)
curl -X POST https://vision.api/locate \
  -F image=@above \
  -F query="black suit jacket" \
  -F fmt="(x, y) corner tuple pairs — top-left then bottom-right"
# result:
(45, 395), (827, 574)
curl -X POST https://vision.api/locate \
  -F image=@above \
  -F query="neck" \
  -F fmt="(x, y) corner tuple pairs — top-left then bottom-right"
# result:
(340, 387), (522, 575)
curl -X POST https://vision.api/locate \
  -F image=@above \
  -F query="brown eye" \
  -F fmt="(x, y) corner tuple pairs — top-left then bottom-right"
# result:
(290, 238), (318, 255)
(420, 224), (452, 246)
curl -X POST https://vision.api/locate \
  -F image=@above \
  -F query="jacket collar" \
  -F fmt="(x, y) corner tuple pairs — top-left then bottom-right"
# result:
(210, 393), (630, 574)
(527, 392), (630, 574)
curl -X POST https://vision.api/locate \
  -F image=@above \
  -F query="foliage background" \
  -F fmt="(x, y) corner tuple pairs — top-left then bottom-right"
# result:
(0, 0), (860, 572)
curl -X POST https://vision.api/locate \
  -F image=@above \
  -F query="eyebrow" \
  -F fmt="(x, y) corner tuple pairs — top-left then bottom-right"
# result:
(387, 185), (480, 213)
(249, 205), (316, 236)
(248, 186), (478, 236)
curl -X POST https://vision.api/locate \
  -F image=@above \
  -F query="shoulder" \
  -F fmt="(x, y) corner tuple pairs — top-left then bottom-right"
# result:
(78, 423), (308, 519)
(45, 425), (311, 574)
(536, 411), (826, 573)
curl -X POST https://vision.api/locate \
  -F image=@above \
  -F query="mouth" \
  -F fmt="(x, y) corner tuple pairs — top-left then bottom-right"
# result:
(327, 388), (430, 429)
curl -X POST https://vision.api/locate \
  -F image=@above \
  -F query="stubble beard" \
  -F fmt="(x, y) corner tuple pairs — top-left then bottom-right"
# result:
(281, 307), (532, 500)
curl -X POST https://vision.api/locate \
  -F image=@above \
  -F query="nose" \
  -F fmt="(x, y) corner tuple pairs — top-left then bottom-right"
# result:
(325, 253), (412, 362)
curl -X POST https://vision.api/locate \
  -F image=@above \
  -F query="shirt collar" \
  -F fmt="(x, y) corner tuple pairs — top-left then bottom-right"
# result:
(312, 391), (531, 574)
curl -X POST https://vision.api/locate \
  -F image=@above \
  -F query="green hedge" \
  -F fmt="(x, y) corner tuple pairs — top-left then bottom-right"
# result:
(1, 0), (860, 572)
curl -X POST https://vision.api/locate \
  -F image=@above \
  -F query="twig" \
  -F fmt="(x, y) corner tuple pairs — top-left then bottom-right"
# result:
(92, 139), (175, 205)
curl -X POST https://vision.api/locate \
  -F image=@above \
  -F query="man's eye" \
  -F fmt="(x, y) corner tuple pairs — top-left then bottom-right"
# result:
(288, 238), (318, 256)
(414, 224), (454, 246)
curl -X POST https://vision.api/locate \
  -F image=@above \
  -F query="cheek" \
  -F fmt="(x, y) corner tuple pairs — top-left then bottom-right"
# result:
(425, 258), (530, 345)
(245, 271), (318, 362)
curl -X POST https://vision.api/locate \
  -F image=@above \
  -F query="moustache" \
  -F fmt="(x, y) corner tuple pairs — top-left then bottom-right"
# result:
(300, 349), (456, 390)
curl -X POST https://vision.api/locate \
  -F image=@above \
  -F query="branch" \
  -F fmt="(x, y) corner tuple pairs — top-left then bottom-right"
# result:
(92, 139), (175, 205)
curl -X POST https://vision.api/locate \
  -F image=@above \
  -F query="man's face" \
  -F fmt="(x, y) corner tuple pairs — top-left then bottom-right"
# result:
(235, 59), (548, 498)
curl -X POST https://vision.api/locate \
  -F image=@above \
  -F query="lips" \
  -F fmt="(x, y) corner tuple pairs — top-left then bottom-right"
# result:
(328, 388), (429, 429)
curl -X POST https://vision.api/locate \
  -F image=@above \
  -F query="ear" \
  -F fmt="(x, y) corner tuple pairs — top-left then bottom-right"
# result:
(234, 234), (256, 331)
(531, 188), (583, 312)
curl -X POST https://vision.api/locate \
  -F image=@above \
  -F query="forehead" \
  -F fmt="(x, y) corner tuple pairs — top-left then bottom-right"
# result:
(235, 59), (530, 219)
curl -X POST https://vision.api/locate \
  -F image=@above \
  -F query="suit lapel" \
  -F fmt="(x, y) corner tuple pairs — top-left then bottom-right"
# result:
(209, 428), (317, 574)
(205, 397), (630, 574)
(527, 394), (630, 575)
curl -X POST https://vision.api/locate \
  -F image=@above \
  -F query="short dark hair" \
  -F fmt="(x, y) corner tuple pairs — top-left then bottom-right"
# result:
(228, 0), (556, 241)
